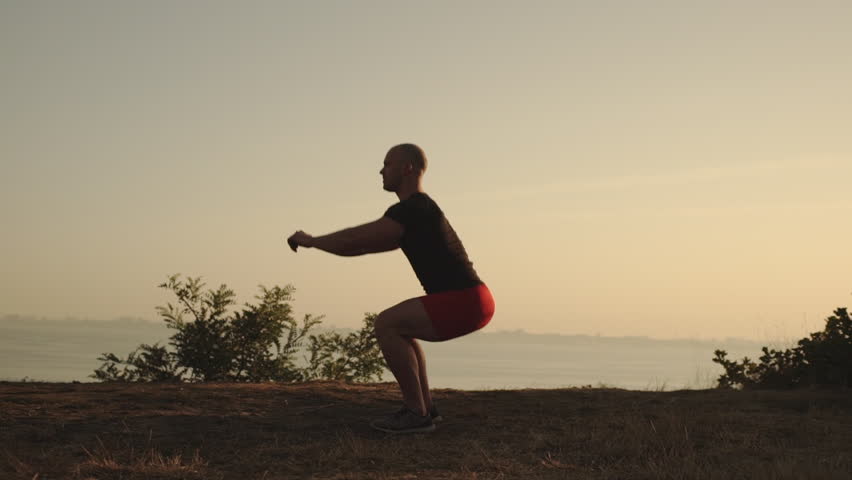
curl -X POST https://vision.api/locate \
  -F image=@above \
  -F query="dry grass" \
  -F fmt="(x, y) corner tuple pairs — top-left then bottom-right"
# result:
(1, 381), (850, 479)
(75, 434), (207, 479)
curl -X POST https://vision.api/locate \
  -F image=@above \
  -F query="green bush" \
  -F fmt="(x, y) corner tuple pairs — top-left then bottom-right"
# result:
(92, 274), (386, 383)
(713, 307), (852, 389)
(302, 314), (385, 383)
(91, 343), (183, 382)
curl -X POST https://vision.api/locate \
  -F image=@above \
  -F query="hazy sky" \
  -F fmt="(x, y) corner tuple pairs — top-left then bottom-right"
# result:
(2, 1), (850, 340)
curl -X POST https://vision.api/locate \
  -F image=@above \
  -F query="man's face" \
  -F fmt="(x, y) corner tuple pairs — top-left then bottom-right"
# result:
(380, 153), (407, 192)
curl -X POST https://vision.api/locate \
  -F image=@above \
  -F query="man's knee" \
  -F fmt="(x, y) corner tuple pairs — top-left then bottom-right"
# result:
(374, 310), (398, 339)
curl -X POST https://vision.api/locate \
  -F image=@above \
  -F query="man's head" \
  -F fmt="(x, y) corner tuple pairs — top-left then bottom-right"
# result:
(380, 143), (427, 193)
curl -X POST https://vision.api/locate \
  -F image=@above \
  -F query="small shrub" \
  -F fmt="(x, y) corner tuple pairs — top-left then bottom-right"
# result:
(714, 307), (852, 389)
(302, 314), (385, 383)
(92, 344), (183, 382)
(92, 274), (385, 383)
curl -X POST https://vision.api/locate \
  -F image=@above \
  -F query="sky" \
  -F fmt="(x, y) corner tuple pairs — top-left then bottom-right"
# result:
(2, 1), (851, 340)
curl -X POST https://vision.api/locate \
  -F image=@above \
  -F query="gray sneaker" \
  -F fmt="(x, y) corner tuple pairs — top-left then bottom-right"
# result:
(370, 407), (435, 434)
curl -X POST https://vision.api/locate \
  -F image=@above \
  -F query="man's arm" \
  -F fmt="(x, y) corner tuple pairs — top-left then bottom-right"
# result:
(290, 217), (404, 256)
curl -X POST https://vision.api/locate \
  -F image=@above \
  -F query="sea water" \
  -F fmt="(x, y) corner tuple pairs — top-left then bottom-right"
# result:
(0, 317), (769, 390)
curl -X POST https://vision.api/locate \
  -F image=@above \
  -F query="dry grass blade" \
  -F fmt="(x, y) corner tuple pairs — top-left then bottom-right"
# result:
(4, 450), (35, 477)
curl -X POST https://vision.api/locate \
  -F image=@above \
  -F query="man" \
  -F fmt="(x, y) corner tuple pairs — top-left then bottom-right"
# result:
(287, 144), (495, 434)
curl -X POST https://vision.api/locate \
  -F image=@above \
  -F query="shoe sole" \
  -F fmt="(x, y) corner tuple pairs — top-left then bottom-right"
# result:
(369, 422), (436, 434)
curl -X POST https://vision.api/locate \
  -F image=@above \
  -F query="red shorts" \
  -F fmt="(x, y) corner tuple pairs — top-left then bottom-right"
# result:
(419, 284), (495, 341)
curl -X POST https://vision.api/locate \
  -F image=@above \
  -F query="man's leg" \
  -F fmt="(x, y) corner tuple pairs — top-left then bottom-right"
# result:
(407, 337), (433, 411)
(374, 297), (440, 416)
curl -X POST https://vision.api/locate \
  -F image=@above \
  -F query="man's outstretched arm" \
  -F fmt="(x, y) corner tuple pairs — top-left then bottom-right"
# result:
(287, 217), (403, 256)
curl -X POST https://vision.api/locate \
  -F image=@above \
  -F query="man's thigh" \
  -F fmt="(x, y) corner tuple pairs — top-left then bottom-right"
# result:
(376, 297), (441, 342)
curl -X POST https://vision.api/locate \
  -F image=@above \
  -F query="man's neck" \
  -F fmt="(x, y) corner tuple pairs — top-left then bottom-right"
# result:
(396, 183), (424, 201)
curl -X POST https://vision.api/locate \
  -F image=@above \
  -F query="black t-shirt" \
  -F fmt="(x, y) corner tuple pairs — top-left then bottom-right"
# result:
(383, 192), (482, 294)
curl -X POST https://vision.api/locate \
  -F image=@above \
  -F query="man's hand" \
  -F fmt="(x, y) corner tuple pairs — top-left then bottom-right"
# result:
(287, 230), (314, 252)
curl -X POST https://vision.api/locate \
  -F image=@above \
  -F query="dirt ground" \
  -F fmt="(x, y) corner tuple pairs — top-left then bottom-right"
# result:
(2, 381), (851, 479)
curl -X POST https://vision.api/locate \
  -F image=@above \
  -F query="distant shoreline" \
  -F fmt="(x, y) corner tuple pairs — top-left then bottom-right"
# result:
(0, 314), (780, 345)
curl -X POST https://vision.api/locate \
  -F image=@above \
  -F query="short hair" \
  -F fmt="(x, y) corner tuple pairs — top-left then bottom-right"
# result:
(393, 143), (428, 172)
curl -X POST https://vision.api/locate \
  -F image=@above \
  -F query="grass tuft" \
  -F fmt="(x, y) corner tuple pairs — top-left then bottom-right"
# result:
(75, 435), (207, 479)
